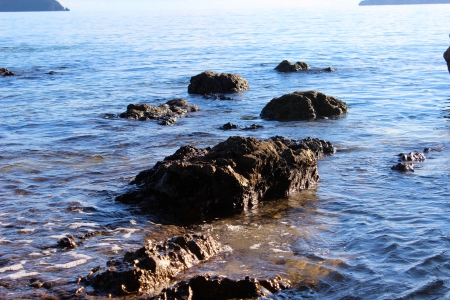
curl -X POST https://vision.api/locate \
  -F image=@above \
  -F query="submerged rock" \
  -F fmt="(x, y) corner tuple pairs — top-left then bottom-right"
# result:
(444, 47), (450, 73)
(119, 99), (199, 125)
(188, 71), (249, 94)
(399, 151), (426, 162)
(1, 68), (15, 76)
(219, 122), (263, 131)
(85, 234), (219, 296)
(260, 90), (348, 121)
(117, 136), (333, 224)
(275, 60), (310, 72)
(391, 163), (415, 172)
(152, 274), (291, 300)
(220, 122), (239, 130)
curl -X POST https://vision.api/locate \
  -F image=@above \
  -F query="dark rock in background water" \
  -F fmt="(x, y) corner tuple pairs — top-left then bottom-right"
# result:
(219, 122), (263, 131)
(117, 136), (333, 224)
(261, 90), (348, 121)
(220, 122), (239, 130)
(151, 274), (291, 300)
(85, 234), (219, 296)
(1, 68), (15, 76)
(399, 151), (426, 162)
(188, 71), (249, 94)
(444, 47), (450, 73)
(119, 99), (199, 125)
(203, 93), (233, 100)
(0, 0), (69, 12)
(275, 60), (310, 72)
(391, 163), (415, 172)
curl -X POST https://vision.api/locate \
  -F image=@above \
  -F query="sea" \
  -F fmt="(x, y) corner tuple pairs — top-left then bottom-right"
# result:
(1, 4), (450, 299)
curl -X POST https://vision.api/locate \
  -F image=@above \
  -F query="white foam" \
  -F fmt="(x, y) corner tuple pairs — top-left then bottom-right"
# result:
(250, 243), (261, 250)
(53, 259), (87, 269)
(0, 263), (23, 273)
(18, 228), (35, 233)
(226, 225), (242, 231)
(69, 222), (99, 229)
(3, 270), (39, 279)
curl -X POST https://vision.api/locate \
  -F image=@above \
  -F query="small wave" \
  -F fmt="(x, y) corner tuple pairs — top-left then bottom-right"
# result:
(52, 259), (87, 269)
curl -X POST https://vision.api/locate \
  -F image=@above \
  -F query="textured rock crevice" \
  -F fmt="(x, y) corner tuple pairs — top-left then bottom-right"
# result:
(117, 136), (334, 224)
(85, 234), (220, 296)
(261, 90), (348, 121)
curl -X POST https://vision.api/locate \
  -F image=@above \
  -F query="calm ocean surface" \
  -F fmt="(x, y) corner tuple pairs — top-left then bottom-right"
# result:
(1, 5), (450, 299)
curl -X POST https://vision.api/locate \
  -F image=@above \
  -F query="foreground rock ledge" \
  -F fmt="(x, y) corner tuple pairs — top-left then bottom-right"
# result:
(117, 136), (334, 224)
(151, 274), (291, 300)
(261, 90), (348, 121)
(85, 234), (220, 296)
(188, 70), (249, 94)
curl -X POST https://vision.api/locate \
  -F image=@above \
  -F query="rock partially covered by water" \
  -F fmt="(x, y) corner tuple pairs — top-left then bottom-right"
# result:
(119, 99), (199, 125)
(444, 47), (450, 73)
(391, 163), (415, 172)
(188, 71), (249, 94)
(86, 234), (219, 296)
(275, 60), (310, 72)
(260, 90), (348, 121)
(152, 274), (291, 300)
(1, 68), (15, 76)
(399, 151), (426, 162)
(117, 136), (333, 224)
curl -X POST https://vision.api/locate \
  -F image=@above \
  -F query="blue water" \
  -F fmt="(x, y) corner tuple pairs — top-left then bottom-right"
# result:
(1, 5), (450, 299)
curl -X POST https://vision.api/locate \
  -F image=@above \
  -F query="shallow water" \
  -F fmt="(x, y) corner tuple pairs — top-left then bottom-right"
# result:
(1, 5), (450, 299)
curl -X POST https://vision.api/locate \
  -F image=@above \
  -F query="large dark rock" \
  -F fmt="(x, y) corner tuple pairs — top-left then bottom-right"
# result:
(275, 60), (310, 72)
(260, 90), (348, 121)
(85, 234), (219, 296)
(444, 47), (450, 73)
(152, 274), (291, 300)
(0, 0), (69, 12)
(119, 99), (199, 125)
(117, 136), (334, 224)
(188, 71), (249, 94)
(0, 68), (15, 76)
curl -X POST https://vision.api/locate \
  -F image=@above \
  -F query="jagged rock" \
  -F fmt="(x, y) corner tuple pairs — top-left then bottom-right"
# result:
(260, 90), (348, 121)
(275, 60), (310, 72)
(151, 274), (291, 300)
(1, 68), (15, 76)
(444, 47), (450, 73)
(117, 136), (333, 224)
(391, 163), (414, 172)
(57, 236), (77, 249)
(399, 151), (426, 162)
(119, 99), (199, 125)
(220, 122), (238, 130)
(270, 136), (335, 159)
(85, 234), (219, 296)
(188, 71), (249, 94)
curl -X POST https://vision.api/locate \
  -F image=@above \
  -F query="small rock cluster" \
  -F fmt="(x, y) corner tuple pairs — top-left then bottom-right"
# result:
(0, 67), (15, 76)
(391, 151), (427, 172)
(119, 99), (199, 125)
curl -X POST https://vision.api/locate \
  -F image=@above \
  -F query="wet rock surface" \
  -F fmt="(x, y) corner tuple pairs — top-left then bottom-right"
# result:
(391, 151), (427, 172)
(219, 122), (263, 131)
(119, 99), (200, 125)
(151, 274), (291, 300)
(117, 136), (333, 224)
(188, 70), (249, 94)
(84, 234), (220, 296)
(275, 60), (310, 72)
(1, 68), (15, 76)
(260, 90), (348, 121)
(444, 47), (450, 73)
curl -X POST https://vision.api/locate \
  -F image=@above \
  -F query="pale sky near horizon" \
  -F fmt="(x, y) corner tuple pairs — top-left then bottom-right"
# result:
(62, 0), (361, 11)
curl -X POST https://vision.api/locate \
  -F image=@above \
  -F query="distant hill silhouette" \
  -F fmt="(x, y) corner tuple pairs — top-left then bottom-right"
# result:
(360, 0), (450, 5)
(0, 0), (69, 12)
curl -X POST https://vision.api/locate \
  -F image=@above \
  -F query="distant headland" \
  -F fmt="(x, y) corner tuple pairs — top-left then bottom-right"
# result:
(0, 0), (69, 12)
(360, 0), (450, 5)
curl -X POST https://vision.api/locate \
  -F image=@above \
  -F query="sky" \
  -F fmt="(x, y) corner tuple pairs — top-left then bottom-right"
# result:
(61, 0), (361, 11)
